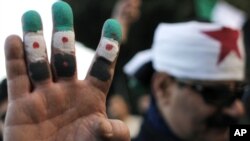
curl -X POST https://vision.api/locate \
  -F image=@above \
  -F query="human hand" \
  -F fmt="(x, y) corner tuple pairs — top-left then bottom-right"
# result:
(4, 1), (129, 141)
(112, 0), (141, 42)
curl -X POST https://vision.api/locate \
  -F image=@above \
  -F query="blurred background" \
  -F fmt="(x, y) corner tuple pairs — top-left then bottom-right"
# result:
(62, 0), (250, 115)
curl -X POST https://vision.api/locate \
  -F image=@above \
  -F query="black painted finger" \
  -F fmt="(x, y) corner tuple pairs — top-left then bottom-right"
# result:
(22, 10), (52, 84)
(90, 57), (112, 81)
(86, 19), (122, 94)
(51, 1), (77, 80)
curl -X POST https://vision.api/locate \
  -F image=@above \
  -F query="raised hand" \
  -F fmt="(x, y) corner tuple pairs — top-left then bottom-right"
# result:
(112, 0), (141, 42)
(4, 1), (129, 141)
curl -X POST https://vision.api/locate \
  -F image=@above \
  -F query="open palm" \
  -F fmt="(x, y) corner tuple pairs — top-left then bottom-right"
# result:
(4, 2), (129, 141)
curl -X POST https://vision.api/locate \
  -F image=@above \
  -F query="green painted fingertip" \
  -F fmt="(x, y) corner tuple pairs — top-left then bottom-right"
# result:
(22, 10), (42, 32)
(52, 1), (73, 31)
(103, 19), (122, 43)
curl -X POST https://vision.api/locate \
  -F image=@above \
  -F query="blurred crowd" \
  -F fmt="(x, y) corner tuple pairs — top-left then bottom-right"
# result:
(63, 0), (250, 116)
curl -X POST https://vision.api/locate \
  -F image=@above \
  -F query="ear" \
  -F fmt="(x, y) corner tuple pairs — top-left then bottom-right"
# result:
(152, 72), (173, 101)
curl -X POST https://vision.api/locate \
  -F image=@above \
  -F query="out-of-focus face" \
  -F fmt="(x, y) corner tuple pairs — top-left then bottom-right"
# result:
(107, 95), (129, 120)
(153, 73), (245, 141)
(0, 100), (7, 141)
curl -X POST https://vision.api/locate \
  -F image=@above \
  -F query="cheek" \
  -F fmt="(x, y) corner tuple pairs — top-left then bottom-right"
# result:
(182, 90), (215, 118)
(194, 101), (216, 121)
(177, 95), (199, 124)
(174, 90), (214, 127)
(175, 90), (199, 116)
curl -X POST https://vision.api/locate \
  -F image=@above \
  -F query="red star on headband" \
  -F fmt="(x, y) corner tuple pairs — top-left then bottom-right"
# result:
(203, 27), (242, 64)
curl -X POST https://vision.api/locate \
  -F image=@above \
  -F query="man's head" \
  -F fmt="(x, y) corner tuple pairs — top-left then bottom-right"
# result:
(151, 21), (246, 141)
(108, 95), (130, 120)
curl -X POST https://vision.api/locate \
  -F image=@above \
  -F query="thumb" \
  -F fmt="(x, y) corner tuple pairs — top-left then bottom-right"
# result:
(96, 119), (130, 141)
(109, 119), (130, 141)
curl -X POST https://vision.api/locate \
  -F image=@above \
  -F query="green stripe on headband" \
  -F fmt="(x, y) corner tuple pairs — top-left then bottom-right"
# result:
(103, 19), (122, 43)
(22, 10), (42, 32)
(52, 1), (73, 31)
(195, 0), (218, 21)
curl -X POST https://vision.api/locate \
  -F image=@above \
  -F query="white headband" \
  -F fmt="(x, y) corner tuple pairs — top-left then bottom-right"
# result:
(152, 21), (245, 81)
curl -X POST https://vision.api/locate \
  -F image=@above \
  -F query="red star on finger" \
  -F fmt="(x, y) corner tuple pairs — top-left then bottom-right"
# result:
(203, 27), (241, 64)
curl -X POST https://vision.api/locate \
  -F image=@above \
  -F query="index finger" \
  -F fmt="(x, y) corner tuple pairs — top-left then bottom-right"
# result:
(85, 19), (122, 94)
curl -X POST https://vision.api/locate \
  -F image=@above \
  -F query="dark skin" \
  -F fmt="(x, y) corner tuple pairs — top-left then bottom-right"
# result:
(4, 9), (129, 141)
(4, 32), (129, 141)
(152, 72), (245, 141)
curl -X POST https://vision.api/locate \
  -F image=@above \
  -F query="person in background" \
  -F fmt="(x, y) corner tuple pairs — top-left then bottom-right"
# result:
(63, 0), (250, 104)
(123, 49), (153, 115)
(137, 94), (150, 116)
(130, 21), (247, 141)
(112, 0), (141, 43)
(107, 94), (142, 140)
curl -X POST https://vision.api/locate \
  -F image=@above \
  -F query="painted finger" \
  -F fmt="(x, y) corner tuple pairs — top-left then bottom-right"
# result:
(5, 35), (30, 100)
(22, 11), (52, 85)
(86, 19), (122, 93)
(51, 1), (76, 80)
